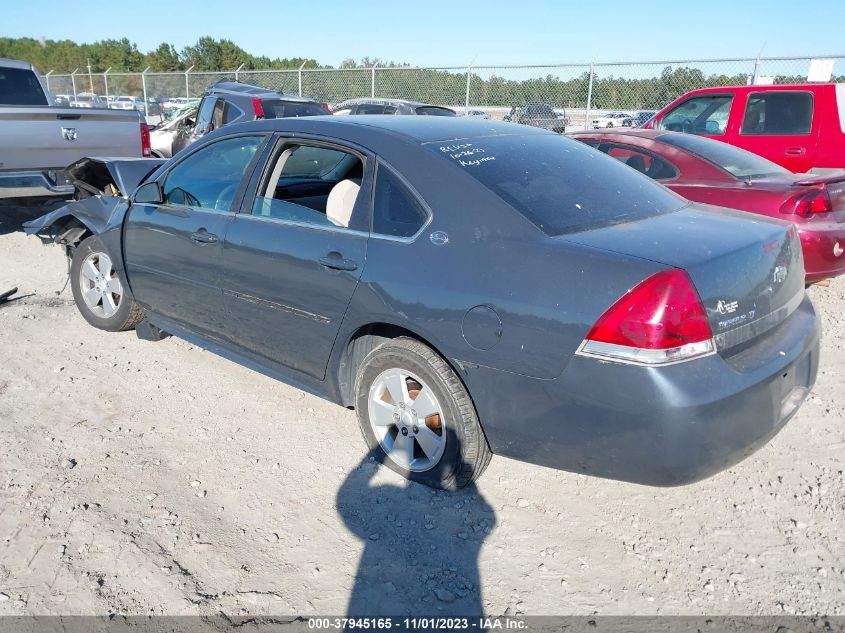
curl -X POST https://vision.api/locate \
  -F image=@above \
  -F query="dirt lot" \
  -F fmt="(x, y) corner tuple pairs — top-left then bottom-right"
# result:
(0, 203), (844, 618)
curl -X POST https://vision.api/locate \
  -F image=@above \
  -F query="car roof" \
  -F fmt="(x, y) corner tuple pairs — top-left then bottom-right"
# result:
(0, 58), (37, 71)
(222, 114), (552, 144)
(205, 80), (313, 102)
(680, 83), (838, 95)
(334, 97), (447, 109)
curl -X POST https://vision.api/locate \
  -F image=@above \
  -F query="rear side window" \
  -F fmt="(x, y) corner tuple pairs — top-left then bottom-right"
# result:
(415, 106), (455, 116)
(740, 91), (813, 135)
(659, 133), (789, 179)
(372, 165), (428, 238)
(262, 100), (327, 118)
(427, 135), (683, 236)
(0, 67), (48, 106)
(594, 143), (678, 180)
(660, 94), (733, 136)
(356, 104), (396, 115)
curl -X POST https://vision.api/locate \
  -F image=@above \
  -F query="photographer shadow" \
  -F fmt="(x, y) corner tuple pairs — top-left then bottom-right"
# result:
(336, 428), (495, 617)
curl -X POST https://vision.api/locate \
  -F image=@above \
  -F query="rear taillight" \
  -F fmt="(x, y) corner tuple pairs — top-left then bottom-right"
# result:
(320, 102), (332, 114)
(780, 187), (832, 217)
(577, 269), (715, 365)
(140, 122), (151, 158)
(252, 97), (265, 119)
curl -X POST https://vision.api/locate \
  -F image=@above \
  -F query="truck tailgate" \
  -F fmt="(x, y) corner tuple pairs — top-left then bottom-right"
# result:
(0, 106), (142, 172)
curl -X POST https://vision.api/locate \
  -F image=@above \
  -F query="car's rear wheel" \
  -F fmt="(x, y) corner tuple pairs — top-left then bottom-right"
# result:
(354, 337), (491, 490)
(70, 235), (143, 332)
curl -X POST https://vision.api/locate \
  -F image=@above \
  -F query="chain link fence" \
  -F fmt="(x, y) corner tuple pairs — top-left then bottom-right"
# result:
(43, 55), (845, 128)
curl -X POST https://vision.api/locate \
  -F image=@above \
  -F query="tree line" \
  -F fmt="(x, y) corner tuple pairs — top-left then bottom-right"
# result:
(1, 36), (836, 110)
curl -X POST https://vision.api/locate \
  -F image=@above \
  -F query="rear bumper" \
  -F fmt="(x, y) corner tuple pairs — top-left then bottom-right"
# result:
(462, 296), (820, 486)
(799, 225), (845, 282)
(0, 170), (73, 199)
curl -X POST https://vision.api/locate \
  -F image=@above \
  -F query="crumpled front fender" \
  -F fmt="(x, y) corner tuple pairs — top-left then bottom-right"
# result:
(23, 196), (128, 240)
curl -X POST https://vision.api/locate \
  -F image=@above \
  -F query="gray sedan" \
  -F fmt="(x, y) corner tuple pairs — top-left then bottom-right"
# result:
(25, 116), (819, 490)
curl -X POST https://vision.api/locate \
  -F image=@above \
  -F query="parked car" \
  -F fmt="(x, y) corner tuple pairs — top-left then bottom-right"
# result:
(0, 58), (150, 199)
(505, 102), (567, 132)
(54, 94), (71, 107)
(145, 98), (163, 117)
(570, 129), (845, 283)
(149, 106), (197, 158)
(331, 98), (456, 116)
(171, 81), (330, 155)
(110, 95), (145, 112)
(645, 83), (845, 173)
(591, 112), (630, 128)
(465, 109), (490, 119)
(162, 97), (200, 116)
(69, 92), (106, 108)
(623, 110), (656, 127)
(25, 116), (818, 490)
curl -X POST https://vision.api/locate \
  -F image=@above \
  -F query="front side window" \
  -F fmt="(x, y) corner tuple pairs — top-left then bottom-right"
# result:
(162, 135), (264, 211)
(194, 97), (217, 134)
(252, 142), (365, 229)
(415, 106), (455, 116)
(427, 134), (684, 236)
(372, 164), (428, 238)
(740, 91), (813, 135)
(660, 94), (733, 136)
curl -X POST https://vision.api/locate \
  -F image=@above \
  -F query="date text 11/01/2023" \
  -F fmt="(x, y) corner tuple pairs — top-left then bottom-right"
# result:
(307, 617), (526, 630)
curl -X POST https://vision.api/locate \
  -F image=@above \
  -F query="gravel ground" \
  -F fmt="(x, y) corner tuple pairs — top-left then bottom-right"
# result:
(0, 203), (844, 618)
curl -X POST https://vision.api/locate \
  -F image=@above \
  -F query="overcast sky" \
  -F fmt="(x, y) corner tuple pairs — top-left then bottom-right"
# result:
(5, 0), (844, 67)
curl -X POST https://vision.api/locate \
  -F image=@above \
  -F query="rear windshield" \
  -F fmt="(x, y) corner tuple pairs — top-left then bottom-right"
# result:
(0, 67), (48, 106)
(659, 133), (789, 179)
(262, 100), (327, 118)
(427, 134), (684, 236)
(415, 106), (455, 116)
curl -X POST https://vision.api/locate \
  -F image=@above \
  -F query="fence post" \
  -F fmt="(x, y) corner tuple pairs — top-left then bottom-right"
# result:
(184, 65), (194, 99)
(464, 65), (472, 115)
(141, 67), (150, 118)
(584, 63), (595, 131)
(298, 61), (307, 97)
(71, 69), (78, 100)
(103, 68), (111, 102)
(371, 63), (378, 98)
(45, 70), (53, 93)
(235, 63), (245, 82)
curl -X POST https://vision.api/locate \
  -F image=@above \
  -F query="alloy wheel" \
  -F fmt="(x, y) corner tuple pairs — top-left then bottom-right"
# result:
(78, 251), (123, 318)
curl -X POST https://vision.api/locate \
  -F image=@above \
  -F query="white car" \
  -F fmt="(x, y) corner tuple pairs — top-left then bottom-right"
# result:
(591, 112), (630, 128)
(110, 96), (145, 112)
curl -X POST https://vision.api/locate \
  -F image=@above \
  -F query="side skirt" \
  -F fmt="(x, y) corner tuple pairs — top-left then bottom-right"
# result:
(142, 313), (338, 405)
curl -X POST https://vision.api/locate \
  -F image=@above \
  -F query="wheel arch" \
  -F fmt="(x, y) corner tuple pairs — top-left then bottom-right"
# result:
(334, 322), (468, 410)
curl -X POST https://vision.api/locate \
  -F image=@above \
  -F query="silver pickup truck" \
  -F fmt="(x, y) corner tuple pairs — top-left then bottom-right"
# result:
(0, 58), (150, 199)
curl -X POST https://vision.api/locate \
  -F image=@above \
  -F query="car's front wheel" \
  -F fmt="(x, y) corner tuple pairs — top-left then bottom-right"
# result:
(70, 235), (143, 332)
(354, 337), (491, 490)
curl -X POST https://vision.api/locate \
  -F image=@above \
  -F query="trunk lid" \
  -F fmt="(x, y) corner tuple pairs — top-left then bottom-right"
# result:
(564, 204), (805, 351)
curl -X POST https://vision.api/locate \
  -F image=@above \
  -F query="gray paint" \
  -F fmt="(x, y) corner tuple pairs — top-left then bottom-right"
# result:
(24, 116), (821, 485)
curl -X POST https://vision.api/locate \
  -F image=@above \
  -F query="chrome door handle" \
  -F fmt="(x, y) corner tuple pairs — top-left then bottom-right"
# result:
(190, 230), (218, 244)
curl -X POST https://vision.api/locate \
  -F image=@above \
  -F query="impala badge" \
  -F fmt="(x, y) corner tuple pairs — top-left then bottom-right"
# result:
(61, 127), (78, 142)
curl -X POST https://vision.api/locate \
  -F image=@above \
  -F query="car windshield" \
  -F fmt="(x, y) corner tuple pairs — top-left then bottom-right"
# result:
(658, 133), (790, 179)
(262, 100), (327, 118)
(427, 134), (685, 236)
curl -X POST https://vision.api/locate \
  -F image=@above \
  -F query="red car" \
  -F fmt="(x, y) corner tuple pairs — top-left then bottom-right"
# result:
(570, 129), (845, 283)
(644, 83), (845, 173)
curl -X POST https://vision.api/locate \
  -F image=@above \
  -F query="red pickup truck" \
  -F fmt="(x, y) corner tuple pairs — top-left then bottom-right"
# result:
(645, 83), (845, 173)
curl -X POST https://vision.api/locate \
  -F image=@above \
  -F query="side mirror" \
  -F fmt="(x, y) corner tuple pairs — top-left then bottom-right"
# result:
(134, 181), (163, 204)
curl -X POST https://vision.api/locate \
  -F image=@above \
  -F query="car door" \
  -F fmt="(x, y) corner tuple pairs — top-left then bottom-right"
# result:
(220, 136), (372, 379)
(172, 95), (216, 154)
(731, 89), (819, 173)
(123, 133), (267, 338)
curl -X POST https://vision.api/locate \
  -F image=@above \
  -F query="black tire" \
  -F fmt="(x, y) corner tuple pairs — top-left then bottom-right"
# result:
(354, 337), (492, 490)
(70, 235), (143, 332)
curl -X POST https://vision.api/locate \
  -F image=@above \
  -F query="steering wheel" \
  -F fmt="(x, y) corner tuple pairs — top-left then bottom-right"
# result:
(682, 118), (693, 133)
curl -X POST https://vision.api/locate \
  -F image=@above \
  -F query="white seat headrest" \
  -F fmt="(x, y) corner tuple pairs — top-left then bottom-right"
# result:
(326, 179), (361, 228)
